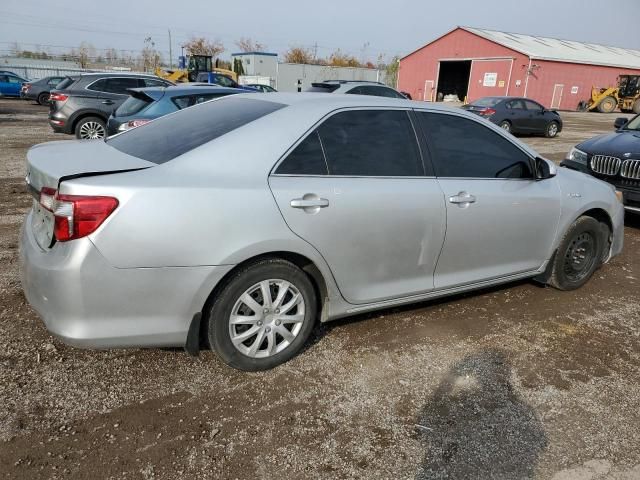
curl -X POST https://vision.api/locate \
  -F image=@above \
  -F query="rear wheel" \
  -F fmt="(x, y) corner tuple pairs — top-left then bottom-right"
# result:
(207, 258), (317, 371)
(545, 121), (559, 138)
(633, 99), (640, 115)
(499, 120), (511, 133)
(548, 216), (605, 291)
(75, 116), (106, 140)
(37, 92), (50, 105)
(597, 96), (617, 113)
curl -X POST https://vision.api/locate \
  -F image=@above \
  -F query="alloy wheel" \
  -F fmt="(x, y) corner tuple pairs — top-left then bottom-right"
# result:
(79, 121), (105, 139)
(229, 279), (305, 358)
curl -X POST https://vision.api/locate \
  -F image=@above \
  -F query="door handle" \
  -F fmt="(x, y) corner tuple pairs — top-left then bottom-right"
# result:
(101, 100), (114, 105)
(290, 198), (329, 209)
(449, 192), (476, 205)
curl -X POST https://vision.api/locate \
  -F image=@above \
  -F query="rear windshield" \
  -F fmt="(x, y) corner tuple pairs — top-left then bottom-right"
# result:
(106, 96), (285, 164)
(56, 76), (78, 90)
(115, 95), (153, 117)
(470, 97), (502, 107)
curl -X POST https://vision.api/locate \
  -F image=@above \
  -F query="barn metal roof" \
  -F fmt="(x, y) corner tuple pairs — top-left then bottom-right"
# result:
(462, 27), (640, 70)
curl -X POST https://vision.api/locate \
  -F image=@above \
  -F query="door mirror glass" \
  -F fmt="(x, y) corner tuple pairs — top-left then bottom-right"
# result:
(535, 157), (556, 180)
(614, 117), (628, 130)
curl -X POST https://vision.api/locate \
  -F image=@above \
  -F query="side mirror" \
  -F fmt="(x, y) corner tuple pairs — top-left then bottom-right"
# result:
(535, 157), (557, 180)
(614, 117), (628, 130)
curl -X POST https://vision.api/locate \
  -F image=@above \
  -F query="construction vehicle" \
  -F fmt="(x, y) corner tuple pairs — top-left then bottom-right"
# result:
(155, 54), (237, 84)
(578, 75), (640, 113)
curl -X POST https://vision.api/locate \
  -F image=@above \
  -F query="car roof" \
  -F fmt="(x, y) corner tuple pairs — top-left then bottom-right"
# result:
(129, 85), (247, 97)
(78, 72), (161, 78)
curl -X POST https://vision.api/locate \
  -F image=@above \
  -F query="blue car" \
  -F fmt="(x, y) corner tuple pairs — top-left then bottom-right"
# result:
(106, 84), (252, 136)
(0, 71), (29, 97)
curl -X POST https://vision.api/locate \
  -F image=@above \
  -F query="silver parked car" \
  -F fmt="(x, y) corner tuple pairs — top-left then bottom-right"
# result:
(20, 93), (624, 371)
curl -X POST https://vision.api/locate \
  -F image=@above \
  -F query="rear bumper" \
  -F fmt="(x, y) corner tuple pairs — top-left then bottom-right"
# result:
(19, 212), (233, 349)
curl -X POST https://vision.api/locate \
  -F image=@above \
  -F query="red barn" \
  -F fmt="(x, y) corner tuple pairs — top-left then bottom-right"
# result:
(398, 26), (640, 110)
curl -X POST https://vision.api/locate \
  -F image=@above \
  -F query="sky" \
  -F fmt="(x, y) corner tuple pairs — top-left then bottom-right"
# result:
(1, 0), (639, 63)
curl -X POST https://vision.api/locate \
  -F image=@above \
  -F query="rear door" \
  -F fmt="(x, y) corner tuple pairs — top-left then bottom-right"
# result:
(269, 109), (447, 304)
(416, 111), (560, 289)
(88, 77), (143, 115)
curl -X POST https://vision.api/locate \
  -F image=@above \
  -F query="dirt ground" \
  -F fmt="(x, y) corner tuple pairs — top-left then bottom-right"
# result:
(0, 98), (639, 480)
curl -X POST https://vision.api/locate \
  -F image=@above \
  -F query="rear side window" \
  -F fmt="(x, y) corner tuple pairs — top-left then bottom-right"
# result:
(417, 112), (534, 179)
(353, 85), (405, 99)
(106, 97), (285, 164)
(88, 77), (141, 94)
(318, 110), (422, 176)
(275, 132), (328, 175)
(505, 100), (525, 110)
(524, 100), (543, 111)
(306, 84), (339, 93)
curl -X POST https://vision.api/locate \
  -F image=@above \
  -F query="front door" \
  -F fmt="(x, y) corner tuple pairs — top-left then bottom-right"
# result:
(551, 84), (564, 109)
(269, 109), (447, 305)
(415, 110), (561, 289)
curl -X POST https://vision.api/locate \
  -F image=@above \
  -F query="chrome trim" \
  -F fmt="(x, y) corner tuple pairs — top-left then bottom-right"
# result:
(621, 159), (640, 180)
(590, 155), (621, 176)
(624, 205), (640, 213)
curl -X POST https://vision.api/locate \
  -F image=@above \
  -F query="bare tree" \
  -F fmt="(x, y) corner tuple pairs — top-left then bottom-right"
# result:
(183, 37), (225, 58)
(77, 41), (95, 68)
(141, 37), (162, 72)
(235, 37), (266, 52)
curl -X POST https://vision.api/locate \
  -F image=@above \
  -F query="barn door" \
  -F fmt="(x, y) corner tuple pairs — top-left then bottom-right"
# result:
(551, 84), (564, 109)
(423, 80), (435, 101)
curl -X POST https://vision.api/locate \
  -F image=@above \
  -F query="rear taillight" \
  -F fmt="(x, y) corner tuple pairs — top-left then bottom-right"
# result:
(23, 83), (31, 92)
(118, 119), (151, 132)
(39, 188), (118, 242)
(480, 108), (496, 116)
(49, 92), (68, 102)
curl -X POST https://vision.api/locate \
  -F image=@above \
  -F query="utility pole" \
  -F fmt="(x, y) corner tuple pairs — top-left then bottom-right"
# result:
(312, 42), (318, 62)
(168, 29), (173, 68)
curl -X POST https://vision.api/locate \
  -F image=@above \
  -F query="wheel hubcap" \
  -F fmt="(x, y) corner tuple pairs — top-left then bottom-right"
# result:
(563, 232), (596, 282)
(501, 122), (510, 131)
(229, 279), (305, 358)
(79, 121), (105, 139)
(549, 124), (558, 136)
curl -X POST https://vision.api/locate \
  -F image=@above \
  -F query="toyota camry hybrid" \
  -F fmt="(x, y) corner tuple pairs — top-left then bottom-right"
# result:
(20, 93), (624, 371)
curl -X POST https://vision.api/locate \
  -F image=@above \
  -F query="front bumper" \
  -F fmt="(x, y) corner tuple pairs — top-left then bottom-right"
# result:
(19, 212), (233, 349)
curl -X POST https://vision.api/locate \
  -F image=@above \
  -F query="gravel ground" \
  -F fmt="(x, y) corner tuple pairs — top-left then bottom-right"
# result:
(0, 99), (639, 479)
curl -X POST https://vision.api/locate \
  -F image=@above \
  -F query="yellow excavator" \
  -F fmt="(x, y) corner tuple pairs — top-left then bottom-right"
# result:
(579, 74), (640, 113)
(155, 54), (237, 84)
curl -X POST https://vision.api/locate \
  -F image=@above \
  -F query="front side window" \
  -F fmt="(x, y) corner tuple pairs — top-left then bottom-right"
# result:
(319, 110), (422, 176)
(418, 112), (534, 179)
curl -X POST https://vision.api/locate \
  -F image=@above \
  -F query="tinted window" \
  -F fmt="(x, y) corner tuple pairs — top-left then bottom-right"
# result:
(104, 77), (142, 94)
(505, 100), (526, 109)
(524, 100), (543, 111)
(346, 86), (363, 95)
(7, 75), (22, 84)
(56, 77), (77, 90)
(115, 95), (153, 117)
(305, 84), (339, 93)
(470, 97), (501, 107)
(213, 75), (236, 87)
(106, 97), (285, 164)
(144, 78), (169, 88)
(0, 75), (7, 83)
(318, 110), (423, 176)
(358, 85), (405, 98)
(275, 131), (327, 175)
(418, 112), (534, 179)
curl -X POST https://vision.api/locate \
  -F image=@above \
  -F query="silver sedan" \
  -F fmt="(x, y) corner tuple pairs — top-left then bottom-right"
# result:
(20, 93), (624, 370)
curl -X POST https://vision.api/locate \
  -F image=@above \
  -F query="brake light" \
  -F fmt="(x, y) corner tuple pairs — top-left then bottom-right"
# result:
(480, 108), (496, 116)
(39, 188), (118, 242)
(23, 83), (31, 92)
(49, 92), (68, 102)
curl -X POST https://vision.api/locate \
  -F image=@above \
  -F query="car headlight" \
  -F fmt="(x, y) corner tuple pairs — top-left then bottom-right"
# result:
(566, 147), (588, 165)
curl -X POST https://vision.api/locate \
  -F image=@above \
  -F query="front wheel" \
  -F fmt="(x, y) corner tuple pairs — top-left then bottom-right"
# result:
(597, 96), (617, 113)
(545, 121), (559, 138)
(207, 258), (317, 371)
(548, 216), (605, 291)
(75, 116), (106, 140)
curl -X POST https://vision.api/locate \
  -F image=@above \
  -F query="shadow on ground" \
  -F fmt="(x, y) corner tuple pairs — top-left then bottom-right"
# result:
(415, 350), (547, 479)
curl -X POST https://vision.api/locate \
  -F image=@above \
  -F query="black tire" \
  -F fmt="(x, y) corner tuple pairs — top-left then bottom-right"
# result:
(74, 116), (106, 140)
(548, 216), (605, 291)
(545, 121), (559, 138)
(498, 120), (511, 133)
(633, 99), (640, 115)
(37, 92), (50, 105)
(207, 258), (317, 371)
(597, 96), (617, 113)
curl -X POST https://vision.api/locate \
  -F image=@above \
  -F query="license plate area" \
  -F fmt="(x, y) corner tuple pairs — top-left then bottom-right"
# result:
(31, 198), (55, 249)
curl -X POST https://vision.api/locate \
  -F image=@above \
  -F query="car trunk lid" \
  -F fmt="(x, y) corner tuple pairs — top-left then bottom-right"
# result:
(26, 140), (155, 249)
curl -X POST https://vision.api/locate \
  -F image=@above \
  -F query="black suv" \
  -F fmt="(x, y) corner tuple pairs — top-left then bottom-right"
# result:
(48, 73), (173, 139)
